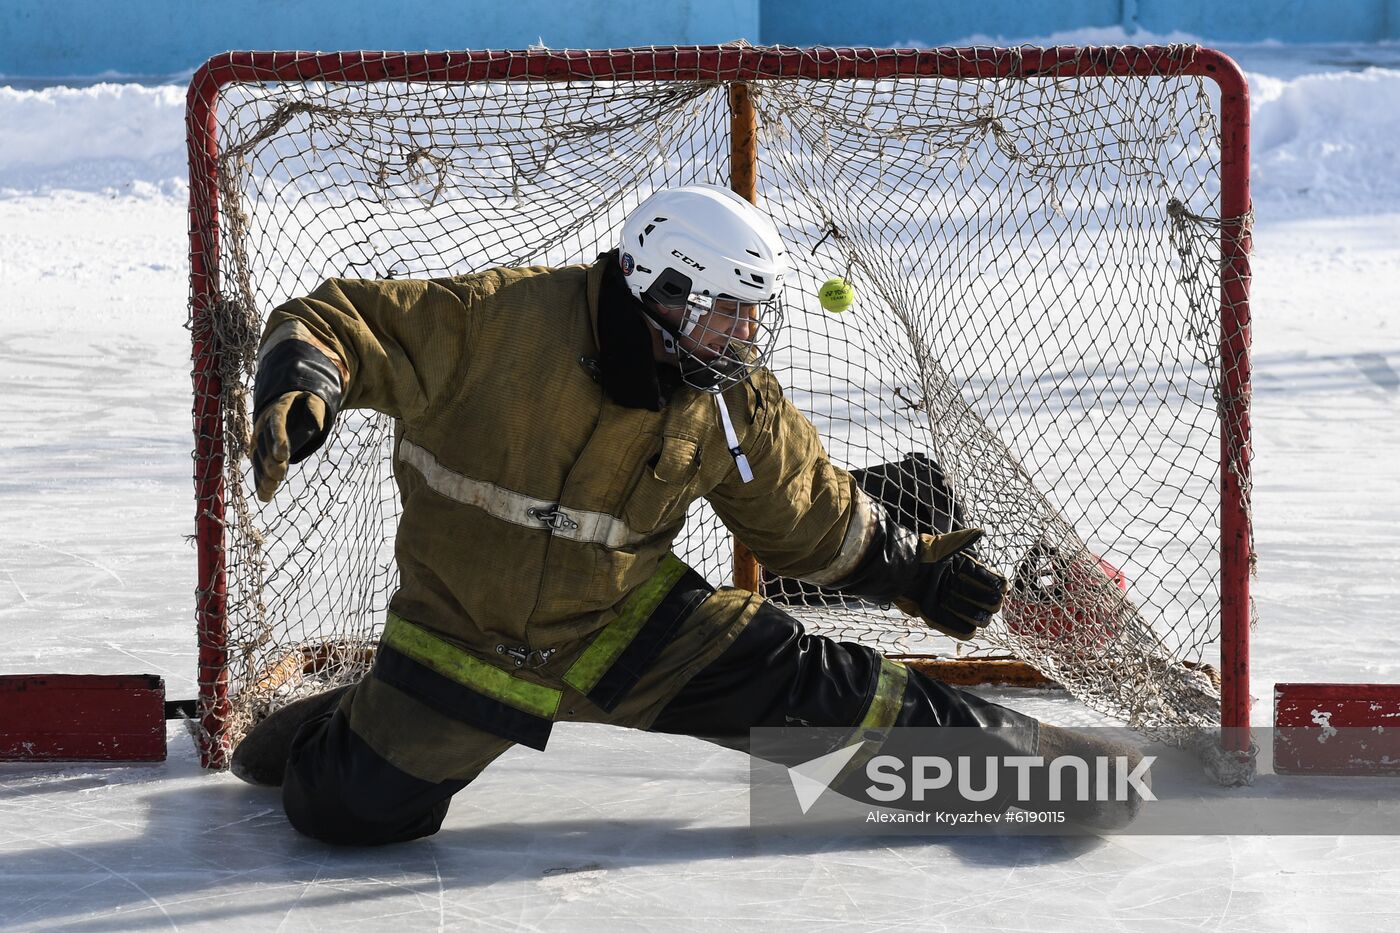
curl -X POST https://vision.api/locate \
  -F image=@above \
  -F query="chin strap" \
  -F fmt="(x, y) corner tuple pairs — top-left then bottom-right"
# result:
(678, 303), (705, 338)
(642, 305), (724, 389)
(641, 307), (681, 360)
(641, 300), (710, 356)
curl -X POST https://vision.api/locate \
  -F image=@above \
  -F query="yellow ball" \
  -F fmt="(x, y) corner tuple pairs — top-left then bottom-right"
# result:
(817, 277), (855, 313)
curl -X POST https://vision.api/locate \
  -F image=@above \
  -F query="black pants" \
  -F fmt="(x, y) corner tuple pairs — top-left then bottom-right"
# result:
(283, 599), (1036, 845)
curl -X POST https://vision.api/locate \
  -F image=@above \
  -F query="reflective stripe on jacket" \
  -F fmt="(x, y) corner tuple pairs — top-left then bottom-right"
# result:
(261, 253), (874, 652)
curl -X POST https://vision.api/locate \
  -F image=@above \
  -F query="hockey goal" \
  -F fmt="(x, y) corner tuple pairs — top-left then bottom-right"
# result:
(187, 45), (1253, 774)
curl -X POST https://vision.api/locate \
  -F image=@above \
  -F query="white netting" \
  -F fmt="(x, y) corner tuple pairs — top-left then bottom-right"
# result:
(189, 46), (1251, 763)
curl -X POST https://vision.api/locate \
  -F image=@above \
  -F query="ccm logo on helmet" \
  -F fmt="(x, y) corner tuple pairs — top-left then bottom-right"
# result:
(671, 249), (706, 272)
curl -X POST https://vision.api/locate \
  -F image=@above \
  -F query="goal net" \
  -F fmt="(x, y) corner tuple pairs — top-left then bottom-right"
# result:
(188, 45), (1253, 773)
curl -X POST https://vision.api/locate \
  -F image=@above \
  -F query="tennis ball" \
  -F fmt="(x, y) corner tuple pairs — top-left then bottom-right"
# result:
(818, 277), (854, 313)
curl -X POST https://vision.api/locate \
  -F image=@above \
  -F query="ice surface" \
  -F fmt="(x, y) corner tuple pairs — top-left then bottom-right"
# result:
(4, 719), (1400, 932)
(3, 43), (1400, 932)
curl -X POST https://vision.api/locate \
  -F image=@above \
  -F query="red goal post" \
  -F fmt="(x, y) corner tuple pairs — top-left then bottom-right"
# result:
(188, 44), (1252, 772)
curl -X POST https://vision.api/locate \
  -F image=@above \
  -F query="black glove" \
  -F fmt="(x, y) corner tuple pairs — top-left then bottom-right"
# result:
(893, 529), (1007, 640)
(251, 339), (343, 502)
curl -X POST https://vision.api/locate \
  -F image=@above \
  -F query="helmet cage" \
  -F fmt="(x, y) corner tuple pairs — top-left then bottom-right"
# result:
(642, 271), (786, 393)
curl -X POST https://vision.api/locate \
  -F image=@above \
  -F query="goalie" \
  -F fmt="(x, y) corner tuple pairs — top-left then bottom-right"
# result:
(235, 184), (1145, 841)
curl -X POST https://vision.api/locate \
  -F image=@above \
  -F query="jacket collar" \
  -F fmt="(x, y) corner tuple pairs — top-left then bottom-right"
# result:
(587, 250), (680, 412)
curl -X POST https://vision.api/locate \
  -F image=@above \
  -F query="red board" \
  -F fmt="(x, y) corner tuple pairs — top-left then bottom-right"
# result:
(1274, 682), (1400, 775)
(0, 674), (166, 762)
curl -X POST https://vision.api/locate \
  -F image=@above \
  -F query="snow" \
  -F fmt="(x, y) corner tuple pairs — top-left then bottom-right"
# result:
(0, 84), (187, 198)
(4, 40), (1400, 931)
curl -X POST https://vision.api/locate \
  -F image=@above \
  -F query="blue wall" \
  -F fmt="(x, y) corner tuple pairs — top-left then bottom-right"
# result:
(762, 0), (1123, 47)
(3, 0), (1399, 79)
(1131, 0), (1400, 43)
(765, 0), (1400, 45)
(0, 0), (759, 78)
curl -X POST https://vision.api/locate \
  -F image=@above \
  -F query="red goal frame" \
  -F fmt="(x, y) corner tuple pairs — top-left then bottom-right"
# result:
(187, 45), (1252, 769)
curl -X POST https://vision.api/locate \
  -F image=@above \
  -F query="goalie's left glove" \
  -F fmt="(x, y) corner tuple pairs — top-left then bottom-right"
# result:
(252, 390), (332, 502)
(250, 337), (344, 502)
(893, 529), (1007, 640)
(825, 502), (1006, 639)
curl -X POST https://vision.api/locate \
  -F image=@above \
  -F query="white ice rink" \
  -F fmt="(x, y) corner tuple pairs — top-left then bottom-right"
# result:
(3, 38), (1400, 931)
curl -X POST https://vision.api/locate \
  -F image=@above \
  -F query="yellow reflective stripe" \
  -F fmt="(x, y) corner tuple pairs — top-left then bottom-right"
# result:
(563, 554), (689, 695)
(859, 658), (909, 729)
(382, 613), (561, 719)
(829, 659), (912, 788)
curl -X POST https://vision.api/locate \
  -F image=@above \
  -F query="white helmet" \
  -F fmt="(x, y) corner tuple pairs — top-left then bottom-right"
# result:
(618, 184), (789, 391)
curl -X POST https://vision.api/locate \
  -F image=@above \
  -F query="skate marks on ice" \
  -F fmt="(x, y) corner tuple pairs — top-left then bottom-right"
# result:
(5, 725), (1400, 931)
(1253, 347), (1400, 396)
(0, 728), (1075, 932)
(0, 327), (195, 685)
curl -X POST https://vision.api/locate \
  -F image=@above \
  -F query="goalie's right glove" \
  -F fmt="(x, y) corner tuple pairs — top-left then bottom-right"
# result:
(251, 339), (344, 502)
(892, 529), (1007, 640)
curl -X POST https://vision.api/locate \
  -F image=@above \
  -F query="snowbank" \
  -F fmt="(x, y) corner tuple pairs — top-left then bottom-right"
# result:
(1249, 67), (1400, 213)
(0, 83), (186, 197)
(2, 50), (1399, 215)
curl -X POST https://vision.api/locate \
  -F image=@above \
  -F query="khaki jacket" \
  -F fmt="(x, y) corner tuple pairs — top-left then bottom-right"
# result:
(261, 254), (874, 653)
